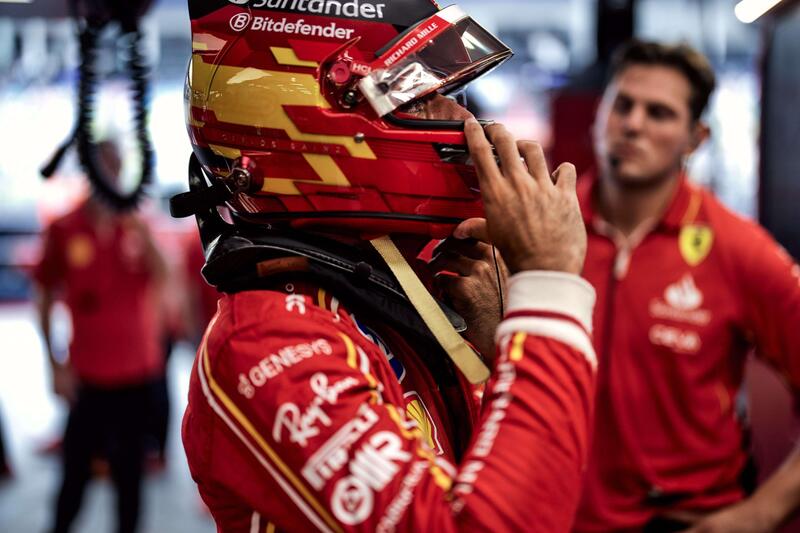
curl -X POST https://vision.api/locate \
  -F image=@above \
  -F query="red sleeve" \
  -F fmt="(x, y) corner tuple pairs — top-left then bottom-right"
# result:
(32, 222), (66, 288)
(737, 224), (800, 391)
(187, 273), (596, 532)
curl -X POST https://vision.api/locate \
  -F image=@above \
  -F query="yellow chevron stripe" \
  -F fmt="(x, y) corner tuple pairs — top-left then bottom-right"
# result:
(385, 404), (421, 440)
(339, 332), (358, 370)
(189, 56), (375, 160)
(385, 405), (452, 491)
(510, 332), (527, 362)
(208, 144), (242, 160)
(681, 188), (702, 225)
(270, 46), (319, 68)
(189, 56), (376, 195)
(338, 332), (381, 404)
(317, 288), (327, 311)
(416, 447), (452, 491)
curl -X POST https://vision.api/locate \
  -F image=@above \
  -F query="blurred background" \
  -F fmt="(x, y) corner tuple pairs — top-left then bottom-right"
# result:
(0, 0), (798, 531)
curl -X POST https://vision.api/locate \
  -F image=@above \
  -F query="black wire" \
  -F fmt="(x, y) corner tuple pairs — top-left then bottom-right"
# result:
(75, 24), (153, 211)
(40, 17), (154, 212)
(492, 245), (504, 320)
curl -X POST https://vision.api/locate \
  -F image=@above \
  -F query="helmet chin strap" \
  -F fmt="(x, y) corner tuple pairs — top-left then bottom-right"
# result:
(370, 236), (491, 384)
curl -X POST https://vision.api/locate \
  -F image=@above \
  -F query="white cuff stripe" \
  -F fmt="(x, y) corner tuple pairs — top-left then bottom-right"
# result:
(496, 317), (597, 369)
(505, 271), (596, 333)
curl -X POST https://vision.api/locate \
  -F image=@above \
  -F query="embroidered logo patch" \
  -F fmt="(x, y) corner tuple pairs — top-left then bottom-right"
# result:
(66, 235), (94, 268)
(649, 273), (711, 326)
(404, 391), (443, 455)
(679, 224), (714, 266)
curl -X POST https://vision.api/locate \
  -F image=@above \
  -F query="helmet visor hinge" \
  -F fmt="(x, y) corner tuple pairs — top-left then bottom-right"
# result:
(169, 181), (232, 218)
(169, 156), (254, 218)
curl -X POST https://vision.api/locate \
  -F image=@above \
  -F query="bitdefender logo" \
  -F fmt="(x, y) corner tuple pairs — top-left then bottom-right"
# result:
(248, 16), (356, 39)
(230, 12), (252, 31)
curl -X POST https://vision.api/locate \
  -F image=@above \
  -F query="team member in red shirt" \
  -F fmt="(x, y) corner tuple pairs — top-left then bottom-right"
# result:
(177, 1), (597, 530)
(34, 141), (167, 533)
(181, 231), (220, 343)
(572, 41), (800, 532)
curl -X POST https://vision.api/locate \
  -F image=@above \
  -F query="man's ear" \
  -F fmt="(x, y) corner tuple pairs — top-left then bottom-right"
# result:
(687, 121), (710, 154)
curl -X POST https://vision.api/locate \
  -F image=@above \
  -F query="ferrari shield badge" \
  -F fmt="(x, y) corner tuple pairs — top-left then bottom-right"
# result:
(679, 224), (714, 266)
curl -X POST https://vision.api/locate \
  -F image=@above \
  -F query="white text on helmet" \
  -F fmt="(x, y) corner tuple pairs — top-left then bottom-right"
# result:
(252, 0), (386, 20)
(251, 16), (356, 39)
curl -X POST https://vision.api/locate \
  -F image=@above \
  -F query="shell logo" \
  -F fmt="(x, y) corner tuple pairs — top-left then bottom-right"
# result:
(404, 391), (443, 455)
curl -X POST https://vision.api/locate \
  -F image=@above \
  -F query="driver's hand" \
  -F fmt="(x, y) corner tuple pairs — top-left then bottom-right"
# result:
(464, 118), (586, 275)
(429, 232), (508, 358)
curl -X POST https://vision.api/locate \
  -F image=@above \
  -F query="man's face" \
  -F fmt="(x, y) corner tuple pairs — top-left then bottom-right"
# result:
(594, 64), (700, 187)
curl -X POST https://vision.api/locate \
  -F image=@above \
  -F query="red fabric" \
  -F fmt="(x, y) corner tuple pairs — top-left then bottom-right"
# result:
(549, 90), (601, 177)
(182, 232), (220, 328)
(575, 174), (800, 531)
(33, 203), (163, 386)
(182, 281), (595, 532)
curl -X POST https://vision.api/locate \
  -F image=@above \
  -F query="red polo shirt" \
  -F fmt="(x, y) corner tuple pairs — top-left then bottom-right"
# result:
(34, 203), (163, 386)
(575, 174), (800, 531)
(183, 232), (220, 329)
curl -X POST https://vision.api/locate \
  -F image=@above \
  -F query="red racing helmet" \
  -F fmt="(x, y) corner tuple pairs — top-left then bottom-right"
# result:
(184, 0), (512, 238)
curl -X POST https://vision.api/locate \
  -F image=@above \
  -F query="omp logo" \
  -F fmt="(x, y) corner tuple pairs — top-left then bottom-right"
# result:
(230, 12), (252, 31)
(331, 432), (411, 525)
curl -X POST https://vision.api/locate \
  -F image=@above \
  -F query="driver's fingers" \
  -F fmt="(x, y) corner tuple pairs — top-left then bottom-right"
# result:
(464, 118), (503, 201)
(429, 252), (481, 277)
(485, 124), (527, 178)
(432, 236), (493, 261)
(453, 217), (490, 242)
(552, 162), (578, 192)
(518, 140), (551, 187)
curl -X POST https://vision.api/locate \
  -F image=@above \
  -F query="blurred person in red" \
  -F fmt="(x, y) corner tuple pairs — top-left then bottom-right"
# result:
(33, 140), (167, 533)
(567, 41), (800, 532)
(181, 232), (219, 344)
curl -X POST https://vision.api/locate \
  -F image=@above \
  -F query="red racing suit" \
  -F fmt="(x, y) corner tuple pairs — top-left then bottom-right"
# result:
(182, 269), (597, 532)
(574, 174), (800, 531)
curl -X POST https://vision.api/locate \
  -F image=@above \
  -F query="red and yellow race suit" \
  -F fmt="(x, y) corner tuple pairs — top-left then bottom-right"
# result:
(183, 271), (596, 532)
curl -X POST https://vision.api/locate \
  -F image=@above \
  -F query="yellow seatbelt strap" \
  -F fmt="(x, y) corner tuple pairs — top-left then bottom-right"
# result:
(370, 236), (490, 384)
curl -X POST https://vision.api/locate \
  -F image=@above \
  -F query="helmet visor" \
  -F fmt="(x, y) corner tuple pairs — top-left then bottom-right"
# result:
(358, 5), (512, 117)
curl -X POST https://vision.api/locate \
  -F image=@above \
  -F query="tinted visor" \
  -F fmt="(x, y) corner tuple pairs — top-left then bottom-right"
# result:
(358, 5), (512, 117)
